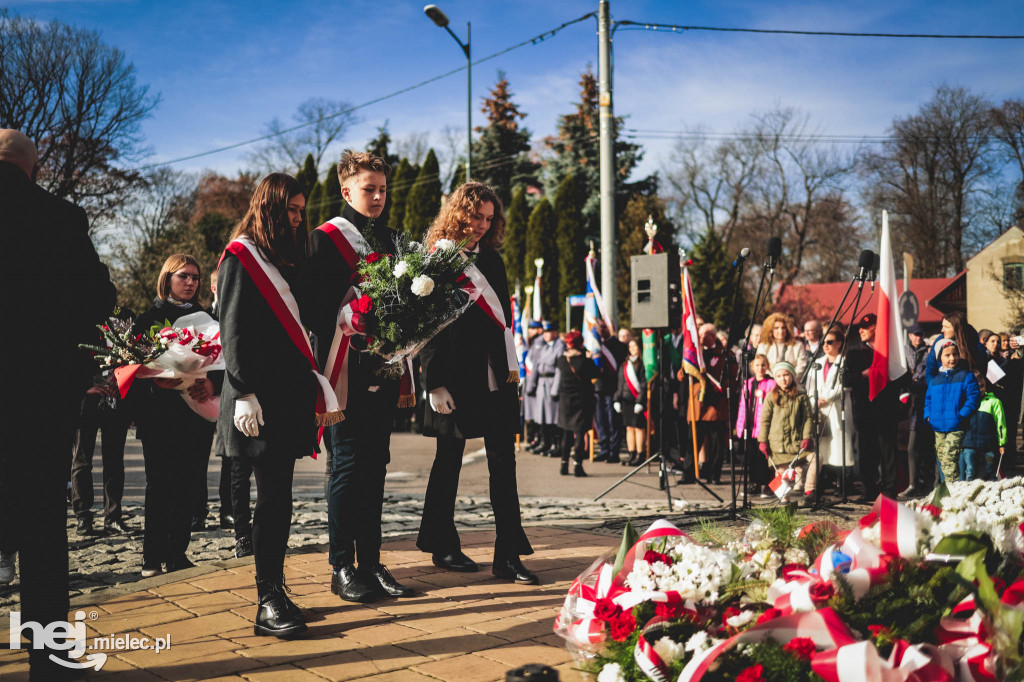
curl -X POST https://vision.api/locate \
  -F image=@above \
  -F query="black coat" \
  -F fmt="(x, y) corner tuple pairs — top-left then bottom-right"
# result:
(308, 204), (401, 403)
(128, 299), (222, 441)
(556, 352), (600, 432)
(420, 248), (519, 440)
(844, 343), (906, 425)
(3, 162), (115, 408)
(215, 250), (317, 459)
(594, 337), (627, 395)
(616, 356), (648, 428)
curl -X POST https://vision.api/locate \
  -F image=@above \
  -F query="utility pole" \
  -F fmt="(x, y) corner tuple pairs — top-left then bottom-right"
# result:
(597, 0), (616, 323)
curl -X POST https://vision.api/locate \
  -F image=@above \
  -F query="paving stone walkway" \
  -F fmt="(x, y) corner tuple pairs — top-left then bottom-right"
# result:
(1, 527), (611, 681)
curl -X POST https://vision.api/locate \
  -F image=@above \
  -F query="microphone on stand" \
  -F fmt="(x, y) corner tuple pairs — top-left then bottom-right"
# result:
(855, 250), (874, 289)
(732, 247), (750, 268)
(765, 237), (782, 274)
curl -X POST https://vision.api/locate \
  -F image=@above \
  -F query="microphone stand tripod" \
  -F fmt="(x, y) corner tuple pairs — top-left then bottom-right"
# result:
(722, 253), (750, 518)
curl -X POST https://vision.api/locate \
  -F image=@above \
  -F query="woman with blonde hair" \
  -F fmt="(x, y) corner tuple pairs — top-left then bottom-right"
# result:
(417, 181), (537, 585)
(757, 311), (808, 382)
(131, 254), (219, 578)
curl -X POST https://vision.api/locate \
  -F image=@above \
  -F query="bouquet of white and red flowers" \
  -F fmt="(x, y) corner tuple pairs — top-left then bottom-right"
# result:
(81, 311), (224, 421)
(340, 234), (476, 373)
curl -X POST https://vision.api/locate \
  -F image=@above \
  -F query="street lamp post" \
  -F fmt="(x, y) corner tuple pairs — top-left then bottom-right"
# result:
(424, 4), (471, 181)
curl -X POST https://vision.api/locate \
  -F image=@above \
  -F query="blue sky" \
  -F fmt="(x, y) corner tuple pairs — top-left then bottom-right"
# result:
(12, 0), (1024, 184)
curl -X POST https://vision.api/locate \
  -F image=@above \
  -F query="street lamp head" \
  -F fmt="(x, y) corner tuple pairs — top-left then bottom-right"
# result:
(423, 4), (449, 27)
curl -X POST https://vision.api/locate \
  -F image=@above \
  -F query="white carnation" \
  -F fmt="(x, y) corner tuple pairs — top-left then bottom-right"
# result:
(653, 636), (685, 663)
(597, 662), (626, 682)
(434, 238), (456, 251)
(410, 275), (435, 297)
(725, 609), (756, 627)
(393, 260), (409, 278)
(684, 630), (712, 652)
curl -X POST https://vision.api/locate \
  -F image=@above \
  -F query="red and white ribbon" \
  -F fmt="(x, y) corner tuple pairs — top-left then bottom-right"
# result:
(459, 261), (519, 382)
(811, 639), (955, 682)
(625, 360), (641, 400)
(222, 238), (341, 438)
(634, 616), (672, 682)
(874, 495), (920, 559)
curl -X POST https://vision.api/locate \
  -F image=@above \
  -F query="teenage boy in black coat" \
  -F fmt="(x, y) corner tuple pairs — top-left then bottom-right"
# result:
(307, 151), (414, 602)
(1, 129), (116, 677)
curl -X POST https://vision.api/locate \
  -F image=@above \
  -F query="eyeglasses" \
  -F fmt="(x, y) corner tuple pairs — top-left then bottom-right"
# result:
(174, 273), (200, 283)
(823, 339), (837, 345)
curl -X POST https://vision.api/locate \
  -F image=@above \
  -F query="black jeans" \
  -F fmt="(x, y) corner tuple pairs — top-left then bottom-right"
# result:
(229, 456), (254, 538)
(140, 426), (214, 566)
(251, 456), (296, 581)
(908, 425), (937, 490)
(70, 394), (129, 523)
(855, 420), (898, 496)
(417, 434), (532, 559)
(594, 393), (621, 459)
(324, 387), (397, 568)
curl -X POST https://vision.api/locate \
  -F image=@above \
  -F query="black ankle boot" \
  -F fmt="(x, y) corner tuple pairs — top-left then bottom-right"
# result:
(574, 462), (587, 477)
(254, 578), (307, 639)
(559, 459), (569, 476)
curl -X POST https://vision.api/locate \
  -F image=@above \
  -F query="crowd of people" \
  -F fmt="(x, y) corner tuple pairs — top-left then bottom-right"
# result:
(520, 304), (1023, 509)
(3, 124), (1023, 676)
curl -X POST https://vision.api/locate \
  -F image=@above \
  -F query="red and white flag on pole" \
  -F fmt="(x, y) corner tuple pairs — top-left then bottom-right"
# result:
(868, 210), (908, 400)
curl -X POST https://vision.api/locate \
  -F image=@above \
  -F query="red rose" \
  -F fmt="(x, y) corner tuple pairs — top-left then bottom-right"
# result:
(365, 252), (382, 264)
(609, 611), (636, 642)
(735, 663), (765, 682)
(783, 637), (817, 660)
(859, 512), (878, 529)
(643, 549), (673, 566)
(808, 581), (834, 604)
(593, 598), (622, 622)
(355, 295), (373, 314)
(756, 608), (782, 624)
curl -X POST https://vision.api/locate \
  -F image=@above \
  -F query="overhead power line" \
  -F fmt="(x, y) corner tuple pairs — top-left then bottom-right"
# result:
(614, 20), (1024, 39)
(138, 12), (596, 171)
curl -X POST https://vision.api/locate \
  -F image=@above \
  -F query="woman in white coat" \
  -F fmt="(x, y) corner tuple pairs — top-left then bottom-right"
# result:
(808, 328), (854, 476)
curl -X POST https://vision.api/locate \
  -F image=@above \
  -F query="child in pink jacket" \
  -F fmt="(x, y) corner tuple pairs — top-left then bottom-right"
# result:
(736, 354), (777, 497)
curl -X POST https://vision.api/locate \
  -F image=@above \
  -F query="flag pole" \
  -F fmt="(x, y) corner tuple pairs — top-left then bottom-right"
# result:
(687, 375), (701, 479)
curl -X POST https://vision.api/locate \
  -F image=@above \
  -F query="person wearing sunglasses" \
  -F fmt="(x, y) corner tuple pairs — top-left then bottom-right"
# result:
(129, 254), (220, 577)
(810, 329), (854, 495)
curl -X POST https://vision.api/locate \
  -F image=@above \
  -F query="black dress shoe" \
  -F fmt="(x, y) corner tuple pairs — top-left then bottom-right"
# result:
(254, 579), (307, 639)
(165, 556), (196, 572)
(364, 563), (415, 598)
(103, 519), (132, 535)
(432, 551), (479, 572)
(191, 517), (207, 532)
(75, 516), (94, 536)
(331, 563), (380, 602)
(219, 514), (236, 530)
(492, 555), (539, 585)
(235, 535), (253, 558)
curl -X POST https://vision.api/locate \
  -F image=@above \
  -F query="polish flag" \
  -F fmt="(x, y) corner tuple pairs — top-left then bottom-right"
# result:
(868, 210), (908, 400)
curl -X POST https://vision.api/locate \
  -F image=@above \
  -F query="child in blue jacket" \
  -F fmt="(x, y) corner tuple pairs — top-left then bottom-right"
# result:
(960, 376), (1006, 481)
(924, 340), (982, 483)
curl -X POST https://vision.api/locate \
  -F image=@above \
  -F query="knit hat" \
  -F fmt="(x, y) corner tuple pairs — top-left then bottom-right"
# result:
(772, 360), (796, 377)
(935, 338), (957, 359)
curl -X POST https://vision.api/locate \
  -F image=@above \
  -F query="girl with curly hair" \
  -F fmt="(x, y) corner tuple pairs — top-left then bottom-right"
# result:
(757, 311), (808, 382)
(417, 182), (537, 585)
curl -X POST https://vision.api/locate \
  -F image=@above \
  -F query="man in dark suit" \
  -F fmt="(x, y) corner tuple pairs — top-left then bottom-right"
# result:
(592, 321), (627, 463)
(1, 129), (116, 678)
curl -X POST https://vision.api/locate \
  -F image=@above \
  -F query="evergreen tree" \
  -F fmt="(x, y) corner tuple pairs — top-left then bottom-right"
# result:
(389, 158), (416, 231)
(403, 149), (442, 239)
(307, 181), (324, 229)
(615, 194), (677, 329)
(449, 163), (466, 193)
(524, 198), (559, 321)
(195, 211), (233, 255)
(545, 67), (654, 246)
(473, 72), (539, 209)
(689, 227), (737, 330)
(554, 174), (587, 305)
(503, 186), (529, 288)
(296, 153), (318, 198)
(366, 123), (400, 226)
(322, 163), (344, 220)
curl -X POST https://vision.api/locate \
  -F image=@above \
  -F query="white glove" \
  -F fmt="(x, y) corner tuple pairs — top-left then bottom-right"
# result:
(233, 394), (264, 437)
(429, 387), (456, 415)
(634, 403), (644, 414)
(613, 402), (622, 413)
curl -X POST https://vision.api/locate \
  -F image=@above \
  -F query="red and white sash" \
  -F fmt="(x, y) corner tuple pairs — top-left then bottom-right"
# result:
(315, 218), (415, 409)
(624, 359), (641, 400)
(459, 259), (520, 384)
(222, 238), (343, 427)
